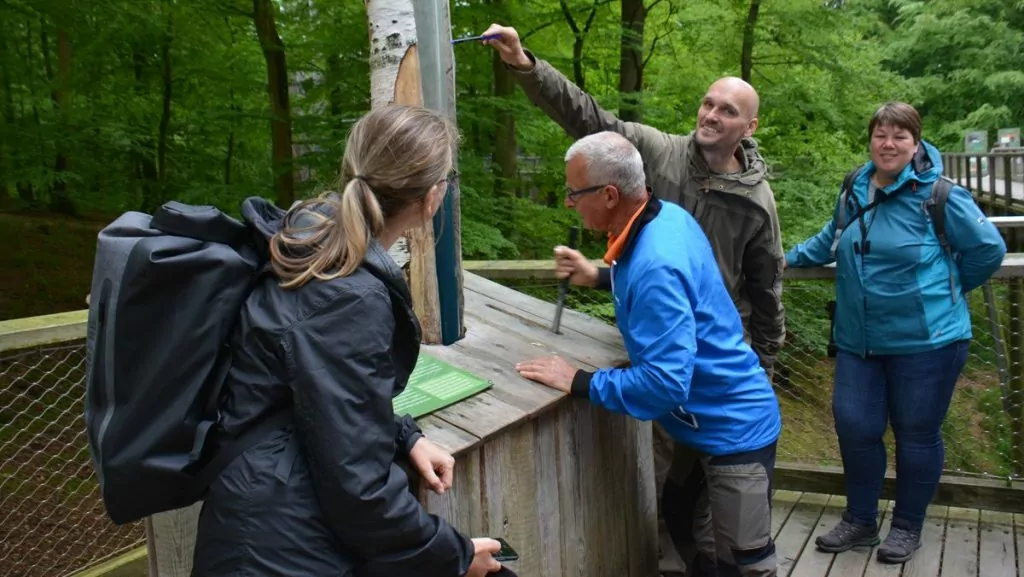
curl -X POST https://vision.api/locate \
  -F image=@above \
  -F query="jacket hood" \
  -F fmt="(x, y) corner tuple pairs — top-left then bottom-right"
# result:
(688, 135), (768, 187)
(239, 195), (408, 296)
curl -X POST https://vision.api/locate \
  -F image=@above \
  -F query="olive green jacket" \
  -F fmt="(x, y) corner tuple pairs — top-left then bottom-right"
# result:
(510, 52), (785, 370)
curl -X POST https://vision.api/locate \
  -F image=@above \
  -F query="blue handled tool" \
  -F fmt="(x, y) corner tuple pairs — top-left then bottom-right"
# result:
(451, 33), (500, 45)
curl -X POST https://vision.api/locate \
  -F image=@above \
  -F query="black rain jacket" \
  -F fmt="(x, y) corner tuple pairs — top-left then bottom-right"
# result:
(191, 199), (474, 577)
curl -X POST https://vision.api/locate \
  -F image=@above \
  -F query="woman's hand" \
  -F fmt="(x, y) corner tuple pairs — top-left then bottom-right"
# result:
(408, 437), (455, 495)
(466, 538), (502, 576)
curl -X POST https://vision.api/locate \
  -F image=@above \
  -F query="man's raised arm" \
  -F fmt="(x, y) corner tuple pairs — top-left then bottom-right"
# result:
(481, 23), (674, 160)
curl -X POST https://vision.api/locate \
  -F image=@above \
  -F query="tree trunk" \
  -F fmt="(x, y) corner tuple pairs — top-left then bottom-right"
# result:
(559, 0), (605, 90)
(42, 22), (75, 214)
(741, 0), (761, 83)
(225, 131), (235, 185)
(327, 54), (344, 117)
(0, 35), (12, 199)
(619, 0), (646, 123)
(492, 50), (518, 197)
(225, 20), (238, 187)
(253, 0), (295, 208)
(18, 20), (36, 204)
(132, 47), (159, 210)
(157, 4), (173, 185)
(365, 0), (443, 344)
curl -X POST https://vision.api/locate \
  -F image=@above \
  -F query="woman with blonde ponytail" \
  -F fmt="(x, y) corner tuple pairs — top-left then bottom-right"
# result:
(191, 105), (504, 577)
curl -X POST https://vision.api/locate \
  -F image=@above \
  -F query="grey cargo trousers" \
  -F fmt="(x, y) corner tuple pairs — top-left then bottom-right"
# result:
(655, 423), (778, 577)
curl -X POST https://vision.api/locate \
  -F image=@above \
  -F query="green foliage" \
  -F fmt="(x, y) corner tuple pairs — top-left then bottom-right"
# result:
(0, 0), (1020, 307)
(3, 0), (1020, 252)
(884, 0), (1024, 150)
(2, 0), (1022, 476)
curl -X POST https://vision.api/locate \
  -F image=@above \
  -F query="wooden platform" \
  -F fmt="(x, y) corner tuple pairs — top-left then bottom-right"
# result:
(661, 490), (1021, 577)
(142, 271), (658, 577)
(413, 272), (657, 577)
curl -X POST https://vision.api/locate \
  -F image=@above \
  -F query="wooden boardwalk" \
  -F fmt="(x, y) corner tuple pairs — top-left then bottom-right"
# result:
(661, 490), (1019, 577)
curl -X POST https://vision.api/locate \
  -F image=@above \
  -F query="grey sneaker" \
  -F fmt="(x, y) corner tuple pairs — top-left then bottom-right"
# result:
(876, 521), (921, 564)
(815, 511), (880, 552)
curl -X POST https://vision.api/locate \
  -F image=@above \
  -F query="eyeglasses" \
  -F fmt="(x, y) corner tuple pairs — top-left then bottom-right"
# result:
(438, 171), (459, 190)
(566, 183), (608, 202)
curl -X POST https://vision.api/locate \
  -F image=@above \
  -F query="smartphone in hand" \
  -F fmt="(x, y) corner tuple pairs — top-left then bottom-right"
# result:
(493, 537), (519, 562)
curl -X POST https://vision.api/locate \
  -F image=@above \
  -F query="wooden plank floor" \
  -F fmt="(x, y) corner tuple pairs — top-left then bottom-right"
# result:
(660, 491), (1020, 577)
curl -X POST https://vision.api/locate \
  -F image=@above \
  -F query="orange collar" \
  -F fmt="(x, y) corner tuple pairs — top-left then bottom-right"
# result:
(603, 199), (650, 265)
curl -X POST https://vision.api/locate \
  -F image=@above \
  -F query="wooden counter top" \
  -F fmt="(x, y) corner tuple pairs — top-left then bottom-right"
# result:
(415, 271), (626, 456)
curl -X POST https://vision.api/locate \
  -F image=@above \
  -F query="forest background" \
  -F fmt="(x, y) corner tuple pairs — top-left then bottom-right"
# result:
(0, 0), (1022, 323)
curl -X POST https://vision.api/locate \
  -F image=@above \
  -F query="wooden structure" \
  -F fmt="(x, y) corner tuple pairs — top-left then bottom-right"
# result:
(139, 2), (661, 575)
(765, 490), (1020, 577)
(943, 149), (1024, 214)
(463, 243), (1024, 518)
(140, 272), (659, 577)
(414, 273), (657, 577)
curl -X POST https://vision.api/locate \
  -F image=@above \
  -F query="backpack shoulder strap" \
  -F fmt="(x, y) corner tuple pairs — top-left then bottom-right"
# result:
(830, 166), (864, 260)
(926, 177), (958, 303)
(928, 177), (954, 254)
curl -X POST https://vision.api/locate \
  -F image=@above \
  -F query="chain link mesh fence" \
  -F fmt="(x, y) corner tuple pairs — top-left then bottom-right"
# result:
(2, 270), (1021, 576)
(0, 340), (144, 577)
(491, 273), (1024, 483)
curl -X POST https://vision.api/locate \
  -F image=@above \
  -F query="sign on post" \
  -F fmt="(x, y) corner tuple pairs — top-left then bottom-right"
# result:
(965, 130), (989, 177)
(998, 128), (1021, 148)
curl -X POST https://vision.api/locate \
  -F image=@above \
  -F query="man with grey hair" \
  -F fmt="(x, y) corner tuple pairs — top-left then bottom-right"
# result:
(482, 23), (784, 377)
(482, 26), (784, 573)
(518, 132), (781, 577)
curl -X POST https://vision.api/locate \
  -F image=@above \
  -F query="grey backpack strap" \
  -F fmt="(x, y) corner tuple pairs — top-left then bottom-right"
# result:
(830, 166), (863, 260)
(928, 177), (953, 256)
(925, 177), (956, 302)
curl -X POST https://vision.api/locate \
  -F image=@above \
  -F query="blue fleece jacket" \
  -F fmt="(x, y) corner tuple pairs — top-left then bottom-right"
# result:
(786, 141), (1006, 356)
(574, 200), (781, 456)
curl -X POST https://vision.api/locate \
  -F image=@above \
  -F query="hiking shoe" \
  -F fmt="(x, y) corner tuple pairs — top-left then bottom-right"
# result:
(815, 511), (880, 552)
(876, 522), (921, 564)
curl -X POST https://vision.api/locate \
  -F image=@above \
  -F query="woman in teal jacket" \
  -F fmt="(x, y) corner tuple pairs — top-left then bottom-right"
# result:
(786, 102), (1005, 564)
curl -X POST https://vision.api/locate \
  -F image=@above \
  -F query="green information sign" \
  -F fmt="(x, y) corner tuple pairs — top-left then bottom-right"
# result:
(965, 130), (988, 153)
(392, 353), (492, 418)
(998, 127), (1021, 148)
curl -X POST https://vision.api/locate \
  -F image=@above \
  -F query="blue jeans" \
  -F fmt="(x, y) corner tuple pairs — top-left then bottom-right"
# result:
(832, 340), (969, 532)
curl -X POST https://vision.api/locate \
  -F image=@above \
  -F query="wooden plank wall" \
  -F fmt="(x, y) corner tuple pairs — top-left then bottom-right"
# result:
(423, 403), (658, 577)
(144, 407), (658, 577)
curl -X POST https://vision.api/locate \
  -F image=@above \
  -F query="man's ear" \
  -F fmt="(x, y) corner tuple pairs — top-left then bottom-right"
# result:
(603, 184), (621, 209)
(745, 116), (759, 138)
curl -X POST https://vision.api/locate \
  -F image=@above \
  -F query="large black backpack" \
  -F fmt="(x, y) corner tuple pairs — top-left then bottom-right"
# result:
(84, 197), (290, 524)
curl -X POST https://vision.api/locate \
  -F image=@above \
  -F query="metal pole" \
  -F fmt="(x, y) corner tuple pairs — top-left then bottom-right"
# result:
(414, 0), (463, 345)
(551, 226), (580, 334)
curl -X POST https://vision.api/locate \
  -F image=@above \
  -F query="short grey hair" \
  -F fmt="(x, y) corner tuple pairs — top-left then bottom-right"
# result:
(564, 131), (646, 199)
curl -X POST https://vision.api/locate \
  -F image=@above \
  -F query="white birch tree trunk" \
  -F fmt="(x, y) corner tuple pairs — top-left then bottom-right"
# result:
(365, 0), (442, 343)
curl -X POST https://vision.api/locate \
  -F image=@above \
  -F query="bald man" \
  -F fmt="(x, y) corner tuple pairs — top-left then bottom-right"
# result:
(481, 24), (783, 377)
(483, 24), (784, 577)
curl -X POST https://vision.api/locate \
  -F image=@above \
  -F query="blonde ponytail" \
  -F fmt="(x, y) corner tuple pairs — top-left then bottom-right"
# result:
(269, 104), (459, 290)
(336, 177), (385, 276)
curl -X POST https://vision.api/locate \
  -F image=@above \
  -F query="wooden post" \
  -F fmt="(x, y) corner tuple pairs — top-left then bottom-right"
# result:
(413, 0), (464, 344)
(145, 503), (202, 577)
(366, 0), (443, 344)
(1005, 156), (1024, 476)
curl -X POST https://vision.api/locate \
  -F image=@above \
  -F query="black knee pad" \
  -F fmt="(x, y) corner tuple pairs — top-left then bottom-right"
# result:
(732, 540), (776, 566)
